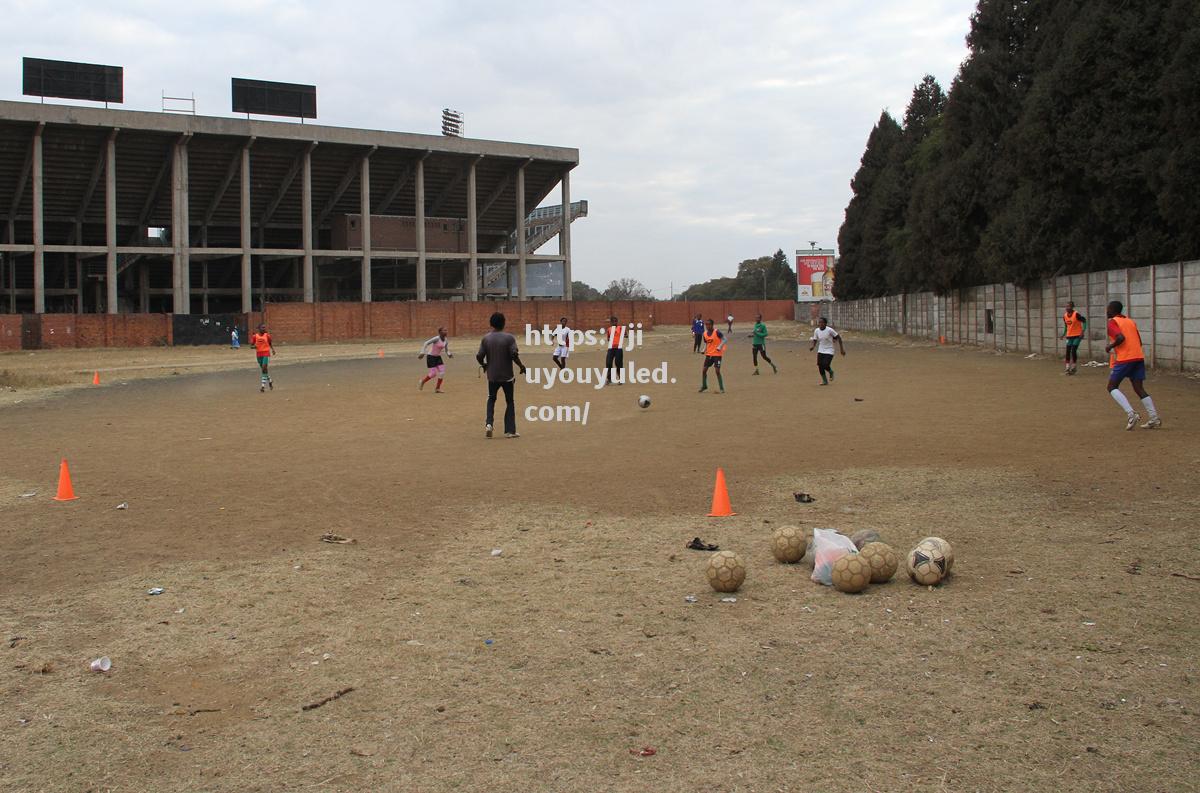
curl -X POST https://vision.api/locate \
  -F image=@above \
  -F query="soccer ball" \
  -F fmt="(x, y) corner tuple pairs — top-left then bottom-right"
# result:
(850, 529), (881, 550)
(907, 539), (947, 586)
(831, 552), (870, 593)
(638, 395), (651, 408)
(922, 536), (954, 574)
(705, 550), (745, 593)
(858, 541), (899, 583)
(770, 525), (806, 563)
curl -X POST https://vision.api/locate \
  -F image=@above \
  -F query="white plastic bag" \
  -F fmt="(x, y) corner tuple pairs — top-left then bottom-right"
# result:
(811, 528), (857, 585)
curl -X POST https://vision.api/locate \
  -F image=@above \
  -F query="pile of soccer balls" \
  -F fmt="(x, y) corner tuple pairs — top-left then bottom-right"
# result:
(701, 526), (954, 595)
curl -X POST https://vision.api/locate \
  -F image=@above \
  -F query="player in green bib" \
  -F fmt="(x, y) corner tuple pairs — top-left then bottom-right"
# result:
(748, 313), (777, 375)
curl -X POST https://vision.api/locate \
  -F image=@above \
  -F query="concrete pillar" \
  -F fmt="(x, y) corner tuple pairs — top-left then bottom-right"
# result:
(360, 155), (371, 303)
(105, 132), (117, 314)
(240, 145), (252, 314)
(75, 255), (84, 313)
(201, 260), (209, 314)
(302, 145), (314, 303)
(32, 124), (44, 314)
(516, 164), (527, 300)
(466, 157), (478, 301)
(560, 169), (572, 300)
(171, 139), (191, 314)
(139, 262), (149, 313)
(415, 156), (426, 302)
(180, 142), (190, 313)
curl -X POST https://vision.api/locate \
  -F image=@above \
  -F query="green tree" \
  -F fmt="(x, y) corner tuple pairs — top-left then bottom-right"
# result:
(835, 112), (902, 299)
(602, 278), (653, 301)
(571, 280), (604, 300)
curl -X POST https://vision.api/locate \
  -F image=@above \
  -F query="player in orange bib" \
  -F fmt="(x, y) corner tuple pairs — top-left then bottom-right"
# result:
(699, 318), (726, 393)
(1061, 301), (1087, 375)
(250, 323), (275, 392)
(1104, 300), (1161, 430)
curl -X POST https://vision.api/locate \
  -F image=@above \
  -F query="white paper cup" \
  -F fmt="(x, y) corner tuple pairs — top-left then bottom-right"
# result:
(90, 656), (111, 672)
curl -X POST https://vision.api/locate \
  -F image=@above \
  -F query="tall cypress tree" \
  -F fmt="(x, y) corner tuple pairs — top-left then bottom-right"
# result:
(835, 111), (902, 299)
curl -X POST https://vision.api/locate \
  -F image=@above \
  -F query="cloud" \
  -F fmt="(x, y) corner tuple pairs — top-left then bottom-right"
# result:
(0, 0), (975, 291)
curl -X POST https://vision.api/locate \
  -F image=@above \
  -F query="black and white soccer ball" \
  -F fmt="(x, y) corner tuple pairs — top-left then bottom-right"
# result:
(638, 395), (651, 409)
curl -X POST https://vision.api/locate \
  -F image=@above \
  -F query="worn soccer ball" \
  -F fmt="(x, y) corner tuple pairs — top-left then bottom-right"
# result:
(638, 395), (651, 409)
(705, 550), (746, 593)
(859, 541), (899, 583)
(850, 529), (882, 550)
(770, 525), (806, 564)
(907, 539), (947, 586)
(922, 536), (954, 574)
(831, 552), (871, 593)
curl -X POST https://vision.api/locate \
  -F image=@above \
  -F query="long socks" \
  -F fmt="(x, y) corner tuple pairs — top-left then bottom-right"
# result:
(1110, 389), (1134, 415)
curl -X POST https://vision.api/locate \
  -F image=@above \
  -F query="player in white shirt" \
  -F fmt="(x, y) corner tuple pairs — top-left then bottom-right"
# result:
(418, 327), (453, 393)
(551, 316), (572, 370)
(808, 317), (845, 386)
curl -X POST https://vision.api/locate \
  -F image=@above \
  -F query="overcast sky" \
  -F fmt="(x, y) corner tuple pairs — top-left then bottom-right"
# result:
(1, 0), (975, 296)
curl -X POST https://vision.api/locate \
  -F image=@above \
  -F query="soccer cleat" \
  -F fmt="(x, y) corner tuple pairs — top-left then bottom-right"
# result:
(419, 377), (426, 391)
(435, 389), (444, 394)
(505, 432), (520, 438)
(753, 369), (760, 376)
(260, 385), (265, 393)
(698, 387), (707, 393)
(771, 364), (778, 374)
(829, 371), (835, 382)
(268, 380), (273, 390)
(485, 423), (493, 438)
(1125, 413), (1139, 431)
(1141, 417), (1162, 429)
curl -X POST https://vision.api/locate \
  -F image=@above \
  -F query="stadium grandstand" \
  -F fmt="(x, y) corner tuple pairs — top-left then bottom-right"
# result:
(0, 83), (582, 315)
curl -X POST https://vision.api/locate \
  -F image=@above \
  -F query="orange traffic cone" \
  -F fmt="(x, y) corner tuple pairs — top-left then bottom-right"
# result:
(92, 371), (100, 385)
(938, 335), (947, 345)
(54, 458), (78, 502)
(378, 348), (385, 358)
(707, 467), (736, 517)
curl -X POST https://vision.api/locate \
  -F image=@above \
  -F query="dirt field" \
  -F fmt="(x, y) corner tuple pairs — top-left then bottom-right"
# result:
(2, 324), (1198, 792)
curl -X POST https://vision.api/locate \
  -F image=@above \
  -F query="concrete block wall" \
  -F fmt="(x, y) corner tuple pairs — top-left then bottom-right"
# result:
(828, 260), (1200, 372)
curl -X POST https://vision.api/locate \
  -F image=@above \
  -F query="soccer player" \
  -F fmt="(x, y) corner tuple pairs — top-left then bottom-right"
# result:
(1104, 300), (1161, 430)
(604, 315), (625, 385)
(476, 312), (527, 438)
(551, 316), (572, 370)
(748, 313), (777, 375)
(1061, 300), (1087, 375)
(230, 326), (240, 350)
(808, 317), (845, 385)
(726, 313), (734, 333)
(691, 314), (704, 354)
(250, 323), (275, 392)
(418, 326), (453, 393)
(699, 318), (726, 393)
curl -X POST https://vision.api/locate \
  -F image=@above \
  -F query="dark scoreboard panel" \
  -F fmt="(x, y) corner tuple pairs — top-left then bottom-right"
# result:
(23, 57), (123, 103)
(231, 78), (316, 119)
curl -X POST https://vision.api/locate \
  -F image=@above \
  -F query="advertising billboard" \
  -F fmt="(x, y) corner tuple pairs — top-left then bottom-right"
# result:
(796, 249), (835, 302)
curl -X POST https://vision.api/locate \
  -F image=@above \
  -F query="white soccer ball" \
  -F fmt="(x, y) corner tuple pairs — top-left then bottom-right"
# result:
(638, 395), (651, 409)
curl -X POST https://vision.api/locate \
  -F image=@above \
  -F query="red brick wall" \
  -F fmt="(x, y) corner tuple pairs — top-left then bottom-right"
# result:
(8, 299), (796, 350)
(0, 316), (19, 350)
(40, 315), (77, 349)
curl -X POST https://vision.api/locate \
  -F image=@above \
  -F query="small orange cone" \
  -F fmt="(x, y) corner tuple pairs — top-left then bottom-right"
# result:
(54, 458), (78, 502)
(92, 371), (100, 385)
(939, 335), (947, 345)
(707, 467), (736, 517)
(378, 348), (385, 358)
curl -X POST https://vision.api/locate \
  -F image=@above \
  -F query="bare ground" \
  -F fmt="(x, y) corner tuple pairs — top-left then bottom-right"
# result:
(1, 326), (1198, 792)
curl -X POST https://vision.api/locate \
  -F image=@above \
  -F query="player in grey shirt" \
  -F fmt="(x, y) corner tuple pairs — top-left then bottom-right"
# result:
(476, 312), (527, 438)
